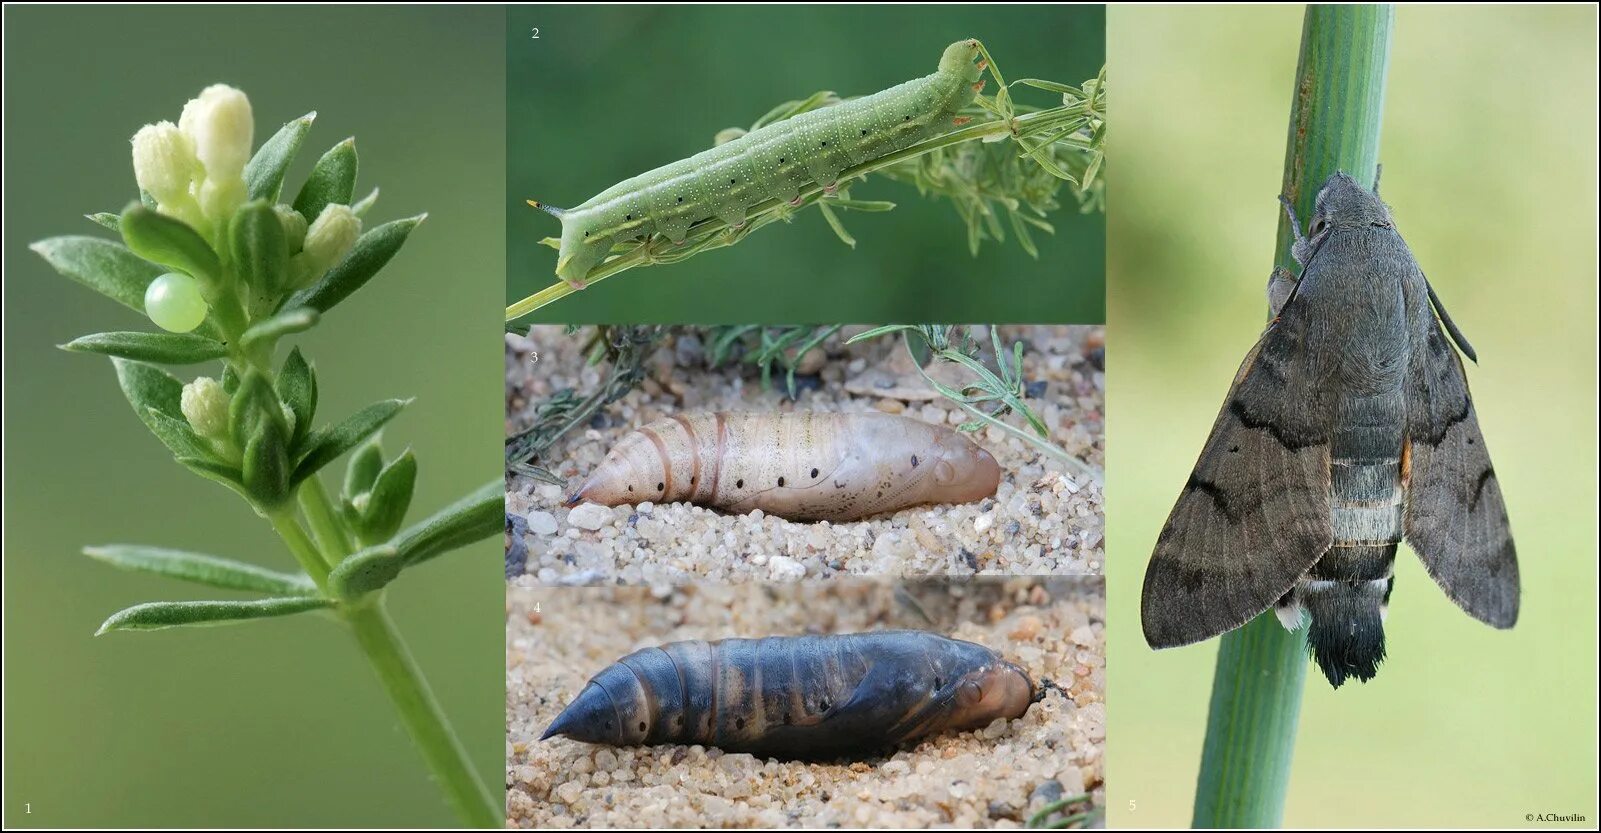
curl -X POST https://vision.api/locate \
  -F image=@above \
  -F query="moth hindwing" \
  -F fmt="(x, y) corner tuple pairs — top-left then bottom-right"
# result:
(1141, 171), (1517, 688)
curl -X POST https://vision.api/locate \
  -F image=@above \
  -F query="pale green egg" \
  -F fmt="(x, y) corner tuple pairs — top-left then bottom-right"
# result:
(144, 272), (209, 333)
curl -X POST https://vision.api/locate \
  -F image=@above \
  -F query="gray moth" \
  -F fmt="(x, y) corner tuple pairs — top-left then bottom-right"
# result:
(1140, 171), (1518, 688)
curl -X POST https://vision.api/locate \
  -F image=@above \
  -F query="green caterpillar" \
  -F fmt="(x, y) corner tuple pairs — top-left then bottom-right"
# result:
(533, 39), (987, 288)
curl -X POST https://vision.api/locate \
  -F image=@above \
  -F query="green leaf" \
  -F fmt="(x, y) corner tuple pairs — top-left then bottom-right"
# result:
(174, 456), (247, 494)
(355, 449), (417, 543)
(245, 111), (316, 202)
(816, 202), (855, 248)
(240, 308), (319, 352)
(278, 348), (317, 450)
(118, 204), (221, 286)
(229, 370), (288, 450)
(111, 359), (214, 460)
(391, 479), (502, 568)
(96, 597), (331, 635)
(87, 212), (122, 232)
(351, 187), (380, 217)
(292, 138), (358, 225)
(30, 236), (165, 313)
(292, 399), (409, 484)
(229, 200), (289, 298)
(85, 545), (316, 595)
(243, 417), (293, 508)
(283, 215), (425, 314)
(343, 437), (385, 497)
(62, 331), (227, 364)
(327, 544), (401, 599)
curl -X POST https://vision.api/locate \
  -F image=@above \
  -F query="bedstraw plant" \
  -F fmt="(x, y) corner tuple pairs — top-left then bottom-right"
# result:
(31, 84), (501, 827)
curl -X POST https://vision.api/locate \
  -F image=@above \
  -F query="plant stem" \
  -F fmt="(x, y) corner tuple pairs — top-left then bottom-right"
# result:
(346, 601), (501, 828)
(1192, 6), (1392, 828)
(266, 508), (331, 590)
(506, 106), (1082, 321)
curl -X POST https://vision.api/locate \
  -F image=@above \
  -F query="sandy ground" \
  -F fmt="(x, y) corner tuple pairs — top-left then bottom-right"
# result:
(506, 578), (1105, 828)
(506, 325), (1105, 585)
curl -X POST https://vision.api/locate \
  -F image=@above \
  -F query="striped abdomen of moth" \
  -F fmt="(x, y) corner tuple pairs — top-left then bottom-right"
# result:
(540, 631), (1034, 759)
(536, 39), (986, 287)
(1142, 171), (1518, 688)
(565, 411), (1001, 522)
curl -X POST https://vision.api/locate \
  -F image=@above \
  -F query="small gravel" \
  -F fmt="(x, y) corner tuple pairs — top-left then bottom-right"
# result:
(506, 578), (1105, 828)
(505, 326), (1106, 584)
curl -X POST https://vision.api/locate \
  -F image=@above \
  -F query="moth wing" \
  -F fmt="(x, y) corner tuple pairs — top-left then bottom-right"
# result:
(1141, 304), (1334, 649)
(1403, 280), (1518, 627)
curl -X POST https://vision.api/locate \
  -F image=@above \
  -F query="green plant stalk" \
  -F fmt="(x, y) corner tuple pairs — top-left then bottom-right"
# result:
(345, 600), (500, 828)
(1191, 5), (1392, 828)
(507, 105), (1086, 321)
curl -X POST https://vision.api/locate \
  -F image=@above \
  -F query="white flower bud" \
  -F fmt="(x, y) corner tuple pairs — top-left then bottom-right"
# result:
(130, 121), (199, 206)
(178, 84), (254, 182)
(302, 203), (361, 271)
(181, 376), (232, 442)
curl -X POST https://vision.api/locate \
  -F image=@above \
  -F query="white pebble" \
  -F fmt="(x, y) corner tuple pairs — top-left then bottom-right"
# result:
(768, 555), (806, 580)
(525, 511), (558, 536)
(567, 503), (611, 531)
(974, 513), (995, 534)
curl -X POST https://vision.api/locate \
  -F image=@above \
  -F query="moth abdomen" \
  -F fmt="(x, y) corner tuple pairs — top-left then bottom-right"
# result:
(1300, 577), (1394, 688)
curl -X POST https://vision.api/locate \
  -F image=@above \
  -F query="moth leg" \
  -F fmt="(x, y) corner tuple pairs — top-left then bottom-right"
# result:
(976, 58), (988, 73)
(1266, 265), (1299, 319)
(1278, 194), (1314, 267)
(971, 80), (986, 93)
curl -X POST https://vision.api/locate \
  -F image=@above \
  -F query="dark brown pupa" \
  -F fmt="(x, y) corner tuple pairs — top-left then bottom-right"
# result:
(566, 411), (1002, 521)
(541, 631), (1034, 760)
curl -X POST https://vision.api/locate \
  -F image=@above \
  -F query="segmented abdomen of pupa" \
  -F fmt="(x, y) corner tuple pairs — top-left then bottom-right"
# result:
(540, 631), (1034, 759)
(565, 411), (1002, 521)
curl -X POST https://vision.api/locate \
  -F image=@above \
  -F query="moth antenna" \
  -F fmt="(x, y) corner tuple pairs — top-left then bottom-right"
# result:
(526, 199), (566, 219)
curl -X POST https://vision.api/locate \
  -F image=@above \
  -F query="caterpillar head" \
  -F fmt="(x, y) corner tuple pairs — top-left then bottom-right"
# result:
(555, 220), (612, 289)
(929, 430), (1002, 504)
(938, 39), (985, 83)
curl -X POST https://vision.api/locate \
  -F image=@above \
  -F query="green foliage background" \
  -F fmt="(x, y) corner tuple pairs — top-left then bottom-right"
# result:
(1105, 5), (1598, 828)
(2, 6), (504, 827)
(507, 5), (1106, 324)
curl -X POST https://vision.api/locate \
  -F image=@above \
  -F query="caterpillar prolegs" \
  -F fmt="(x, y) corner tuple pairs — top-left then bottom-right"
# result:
(541, 631), (1035, 759)
(534, 39), (988, 288)
(566, 411), (1002, 522)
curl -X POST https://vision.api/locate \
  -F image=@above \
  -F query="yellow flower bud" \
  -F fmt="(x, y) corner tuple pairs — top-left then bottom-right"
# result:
(130, 121), (199, 207)
(178, 84), (254, 183)
(180, 376), (232, 442)
(274, 205), (309, 254)
(299, 203), (361, 282)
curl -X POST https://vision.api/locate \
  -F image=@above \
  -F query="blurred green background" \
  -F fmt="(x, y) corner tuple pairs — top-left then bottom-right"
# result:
(1107, 5), (1597, 828)
(507, 5), (1105, 325)
(3, 6), (504, 827)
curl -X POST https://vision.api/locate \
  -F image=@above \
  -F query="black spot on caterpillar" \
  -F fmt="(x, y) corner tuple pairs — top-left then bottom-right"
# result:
(565, 411), (1001, 522)
(533, 39), (986, 287)
(541, 630), (1033, 759)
